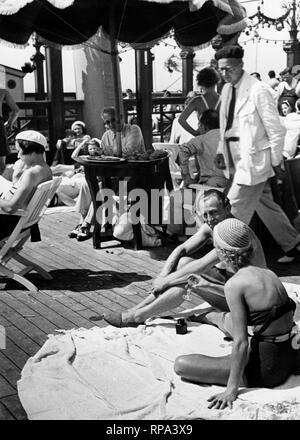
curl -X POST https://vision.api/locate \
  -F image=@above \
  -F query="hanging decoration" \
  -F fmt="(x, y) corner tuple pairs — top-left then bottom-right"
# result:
(243, 0), (300, 46)
(164, 54), (181, 73)
(248, 5), (290, 31)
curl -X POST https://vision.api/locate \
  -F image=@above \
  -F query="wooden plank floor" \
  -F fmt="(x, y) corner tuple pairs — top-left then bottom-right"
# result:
(0, 208), (300, 420)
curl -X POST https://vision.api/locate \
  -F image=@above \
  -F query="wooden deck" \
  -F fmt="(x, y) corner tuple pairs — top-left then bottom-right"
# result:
(0, 208), (300, 420)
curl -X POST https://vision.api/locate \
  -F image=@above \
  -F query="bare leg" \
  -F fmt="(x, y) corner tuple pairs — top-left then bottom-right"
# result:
(129, 256), (195, 313)
(51, 164), (74, 175)
(121, 286), (186, 324)
(194, 311), (233, 339)
(159, 256), (195, 278)
(191, 283), (229, 312)
(129, 292), (157, 312)
(56, 186), (78, 206)
(174, 353), (242, 386)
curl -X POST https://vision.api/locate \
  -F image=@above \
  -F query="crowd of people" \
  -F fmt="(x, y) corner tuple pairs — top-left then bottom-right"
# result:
(1, 43), (300, 412)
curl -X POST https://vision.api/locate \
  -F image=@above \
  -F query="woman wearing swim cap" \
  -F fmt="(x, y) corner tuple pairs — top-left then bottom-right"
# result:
(174, 218), (300, 410)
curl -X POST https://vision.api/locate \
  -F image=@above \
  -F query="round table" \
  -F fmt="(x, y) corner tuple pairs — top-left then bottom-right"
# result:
(75, 156), (173, 249)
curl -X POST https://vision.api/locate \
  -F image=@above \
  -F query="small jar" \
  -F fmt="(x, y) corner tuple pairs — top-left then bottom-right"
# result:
(176, 318), (187, 335)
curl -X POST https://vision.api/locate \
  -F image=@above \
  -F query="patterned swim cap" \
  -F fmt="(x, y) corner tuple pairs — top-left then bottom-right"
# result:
(213, 218), (251, 251)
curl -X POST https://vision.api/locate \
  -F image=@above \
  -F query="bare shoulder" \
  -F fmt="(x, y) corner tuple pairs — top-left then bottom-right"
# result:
(196, 222), (213, 238)
(225, 266), (259, 291)
(23, 164), (52, 185)
(227, 265), (276, 292)
(183, 222), (212, 246)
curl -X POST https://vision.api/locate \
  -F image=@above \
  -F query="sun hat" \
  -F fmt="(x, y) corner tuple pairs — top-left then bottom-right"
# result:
(213, 218), (251, 252)
(15, 130), (47, 149)
(71, 120), (85, 131)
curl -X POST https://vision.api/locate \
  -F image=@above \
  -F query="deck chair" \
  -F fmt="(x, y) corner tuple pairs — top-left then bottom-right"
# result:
(152, 143), (183, 189)
(0, 177), (62, 292)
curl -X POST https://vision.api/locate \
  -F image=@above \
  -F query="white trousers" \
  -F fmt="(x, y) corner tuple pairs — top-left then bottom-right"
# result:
(228, 180), (300, 252)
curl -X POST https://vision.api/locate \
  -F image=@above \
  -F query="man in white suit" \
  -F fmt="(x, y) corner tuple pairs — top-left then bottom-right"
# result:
(214, 45), (300, 263)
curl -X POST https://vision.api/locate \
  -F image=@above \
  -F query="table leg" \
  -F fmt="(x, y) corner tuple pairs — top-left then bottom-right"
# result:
(84, 170), (102, 249)
(92, 222), (101, 249)
(132, 222), (142, 250)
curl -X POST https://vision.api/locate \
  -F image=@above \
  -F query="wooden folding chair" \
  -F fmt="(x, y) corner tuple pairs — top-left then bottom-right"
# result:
(0, 177), (62, 291)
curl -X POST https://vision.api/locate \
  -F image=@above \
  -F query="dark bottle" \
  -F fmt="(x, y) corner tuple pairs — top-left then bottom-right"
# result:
(176, 318), (187, 335)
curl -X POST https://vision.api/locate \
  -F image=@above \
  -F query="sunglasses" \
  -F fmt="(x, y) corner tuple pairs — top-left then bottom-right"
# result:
(103, 118), (116, 125)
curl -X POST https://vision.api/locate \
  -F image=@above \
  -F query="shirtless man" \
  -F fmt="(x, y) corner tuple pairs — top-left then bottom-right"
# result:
(0, 88), (19, 174)
(104, 189), (266, 327)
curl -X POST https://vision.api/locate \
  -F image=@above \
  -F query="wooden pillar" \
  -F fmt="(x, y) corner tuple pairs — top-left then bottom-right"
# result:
(45, 45), (64, 160)
(31, 38), (45, 100)
(134, 47), (153, 150)
(31, 36), (46, 131)
(180, 49), (195, 96)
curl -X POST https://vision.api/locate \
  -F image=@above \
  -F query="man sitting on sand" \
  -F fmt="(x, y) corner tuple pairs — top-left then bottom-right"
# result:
(104, 189), (266, 327)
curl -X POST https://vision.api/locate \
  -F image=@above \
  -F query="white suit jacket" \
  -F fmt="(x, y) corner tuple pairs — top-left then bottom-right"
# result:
(218, 72), (285, 185)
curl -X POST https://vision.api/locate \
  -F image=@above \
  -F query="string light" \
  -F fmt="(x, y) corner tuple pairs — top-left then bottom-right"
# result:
(244, 1), (300, 46)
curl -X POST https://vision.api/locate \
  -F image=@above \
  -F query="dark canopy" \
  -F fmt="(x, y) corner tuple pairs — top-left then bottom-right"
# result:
(0, 0), (247, 47)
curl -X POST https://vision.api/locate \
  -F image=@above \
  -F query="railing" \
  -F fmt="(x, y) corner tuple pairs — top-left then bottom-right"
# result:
(8, 99), (84, 154)
(16, 100), (51, 133)
(8, 96), (184, 155)
(124, 97), (186, 143)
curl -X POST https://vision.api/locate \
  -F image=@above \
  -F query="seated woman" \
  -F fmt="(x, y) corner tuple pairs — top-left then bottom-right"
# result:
(174, 218), (300, 410)
(178, 67), (221, 137)
(0, 130), (52, 240)
(64, 138), (103, 240)
(54, 137), (100, 208)
(51, 120), (90, 168)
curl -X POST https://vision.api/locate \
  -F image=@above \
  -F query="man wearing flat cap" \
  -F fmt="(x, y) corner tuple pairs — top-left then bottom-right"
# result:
(214, 45), (300, 264)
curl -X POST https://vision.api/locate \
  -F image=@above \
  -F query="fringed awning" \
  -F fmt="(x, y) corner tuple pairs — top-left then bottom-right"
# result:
(142, 0), (236, 15)
(0, 0), (248, 48)
(0, 0), (75, 14)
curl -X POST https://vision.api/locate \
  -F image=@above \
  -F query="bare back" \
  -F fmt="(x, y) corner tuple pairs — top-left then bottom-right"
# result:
(7, 161), (52, 210)
(22, 163), (52, 203)
(193, 91), (220, 118)
(227, 266), (294, 336)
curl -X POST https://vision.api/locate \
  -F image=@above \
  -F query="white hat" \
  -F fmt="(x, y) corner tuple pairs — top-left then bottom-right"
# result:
(71, 120), (85, 131)
(16, 130), (47, 149)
